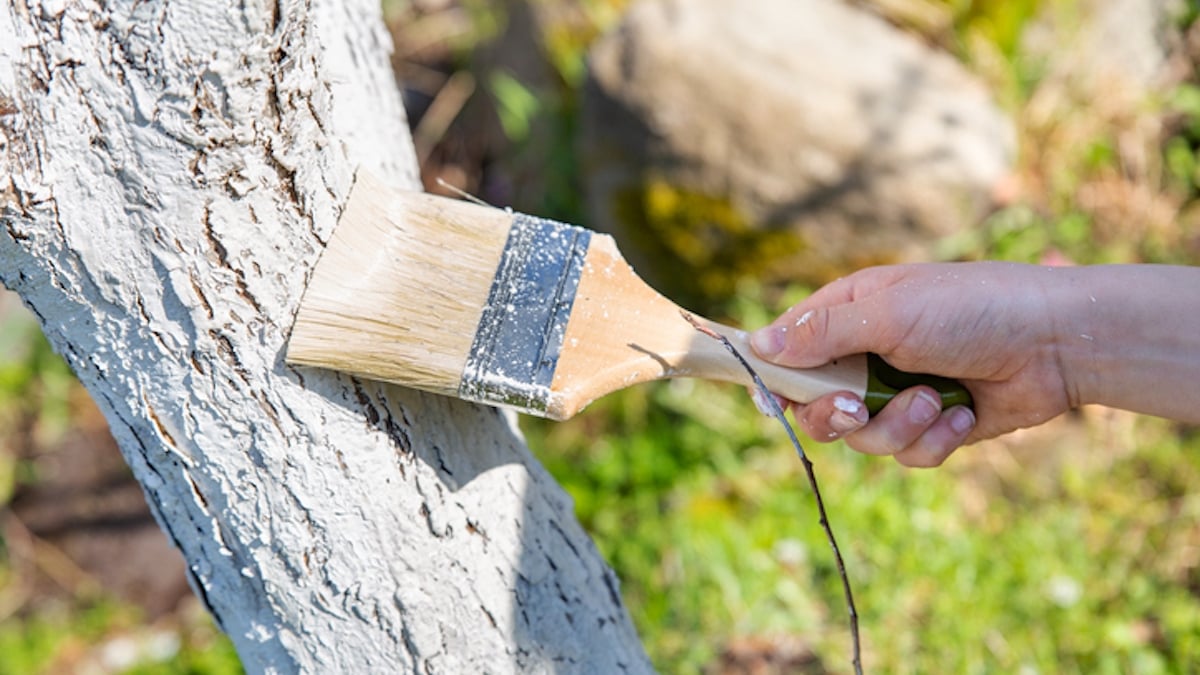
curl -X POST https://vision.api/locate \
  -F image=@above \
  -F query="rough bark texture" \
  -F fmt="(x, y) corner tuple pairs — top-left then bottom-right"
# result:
(0, 1), (649, 672)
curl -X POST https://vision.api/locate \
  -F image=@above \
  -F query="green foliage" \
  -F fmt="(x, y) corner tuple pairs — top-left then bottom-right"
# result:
(0, 608), (68, 675)
(1166, 84), (1200, 199)
(471, 0), (626, 224)
(612, 179), (805, 313)
(121, 619), (243, 675)
(0, 312), (75, 510)
(541, 0), (625, 89)
(454, 0), (506, 50)
(1176, 0), (1200, 28)
(941, 205), (1095, 265)
(525, 55), (1200, 658)
(525, 350), (1200, 672)
(0, 599), (242, 675)
(490, 70), (541, 144)
(930, 0), (1053, 107)
(946, 0), (1045, 59)
(0, 314), (74, 439)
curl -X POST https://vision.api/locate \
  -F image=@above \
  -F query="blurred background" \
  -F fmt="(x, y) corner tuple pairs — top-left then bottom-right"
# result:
(3, 0), (1200, 672)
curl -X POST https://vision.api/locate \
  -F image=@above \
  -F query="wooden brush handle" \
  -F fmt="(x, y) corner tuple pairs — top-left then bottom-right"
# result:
(624, 320), (970, 415)
(546, 234), (972, 419)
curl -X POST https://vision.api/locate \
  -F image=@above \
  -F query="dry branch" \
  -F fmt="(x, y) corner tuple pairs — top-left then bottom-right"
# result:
(683, 311), (863, 675)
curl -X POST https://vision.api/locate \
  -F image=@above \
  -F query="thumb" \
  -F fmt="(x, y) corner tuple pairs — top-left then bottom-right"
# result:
(750, 266), (912, 368)
(750, 301), (886, 368)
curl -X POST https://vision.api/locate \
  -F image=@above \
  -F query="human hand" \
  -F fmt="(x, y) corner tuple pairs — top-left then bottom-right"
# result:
(750, 262), (1074, 467)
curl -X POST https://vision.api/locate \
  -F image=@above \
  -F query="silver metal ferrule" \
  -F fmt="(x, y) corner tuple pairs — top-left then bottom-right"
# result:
(458, 212), (592, 415)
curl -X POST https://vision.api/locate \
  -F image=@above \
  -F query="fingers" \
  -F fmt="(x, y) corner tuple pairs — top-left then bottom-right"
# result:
(750, 270), (909, 369)
(891, 404), (975, 468)
(790, 391), (870, 440)
(751, 303), (870, 368)
(792, 387), (977, 468)
(861, 388), (975, 468)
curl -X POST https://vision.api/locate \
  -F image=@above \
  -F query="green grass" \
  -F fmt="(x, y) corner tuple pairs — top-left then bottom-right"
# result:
(516, 40), (1200, 659)
(524, 344), (1200, 673)
(0, 601), (242, 675)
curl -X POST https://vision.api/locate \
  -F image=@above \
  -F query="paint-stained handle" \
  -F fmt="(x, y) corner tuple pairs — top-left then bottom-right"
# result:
(862, 353), (974, 416)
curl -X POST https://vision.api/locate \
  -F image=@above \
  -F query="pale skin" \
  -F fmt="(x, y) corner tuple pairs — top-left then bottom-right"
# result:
(750, 262), (1200, 468)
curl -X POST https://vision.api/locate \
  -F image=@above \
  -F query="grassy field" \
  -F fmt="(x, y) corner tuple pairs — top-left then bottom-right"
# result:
(3, 0), (1200, 673)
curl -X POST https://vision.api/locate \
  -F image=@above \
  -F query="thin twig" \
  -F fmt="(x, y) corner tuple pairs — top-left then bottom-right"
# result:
(413, 70), (476, 166)
(682, 311), (863, 675)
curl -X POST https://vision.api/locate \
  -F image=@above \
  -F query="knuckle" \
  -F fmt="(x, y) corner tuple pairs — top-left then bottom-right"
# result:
(803, 307), (832, 343)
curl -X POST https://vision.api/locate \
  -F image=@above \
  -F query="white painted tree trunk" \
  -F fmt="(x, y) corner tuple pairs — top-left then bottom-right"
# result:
(0, 1), (650, 672)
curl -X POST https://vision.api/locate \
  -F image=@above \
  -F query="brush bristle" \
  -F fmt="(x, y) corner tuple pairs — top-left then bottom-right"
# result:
(287, 172), (514, 395)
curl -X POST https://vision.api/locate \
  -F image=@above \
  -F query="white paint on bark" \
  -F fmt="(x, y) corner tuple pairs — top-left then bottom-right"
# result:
(0, 0), (650, 672)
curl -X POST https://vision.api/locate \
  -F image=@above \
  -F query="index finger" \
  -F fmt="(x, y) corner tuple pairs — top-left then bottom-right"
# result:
(753, 268), (915, 368)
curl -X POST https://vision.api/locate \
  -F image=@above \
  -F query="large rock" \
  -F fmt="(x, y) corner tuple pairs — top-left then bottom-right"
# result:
(1025, 0), (1181, 100)
(582, 0), (1016, 307)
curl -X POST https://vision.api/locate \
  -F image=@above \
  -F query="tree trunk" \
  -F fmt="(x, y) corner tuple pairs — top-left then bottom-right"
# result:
(0, 1), (650, 672)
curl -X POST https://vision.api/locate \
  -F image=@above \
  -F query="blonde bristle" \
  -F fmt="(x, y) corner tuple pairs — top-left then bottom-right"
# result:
(288, 172), (881, 422)
(287, 172), (514, 394)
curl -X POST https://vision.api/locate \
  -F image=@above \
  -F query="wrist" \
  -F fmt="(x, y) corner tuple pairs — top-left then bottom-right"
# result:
(1043, 265), (1101, 409)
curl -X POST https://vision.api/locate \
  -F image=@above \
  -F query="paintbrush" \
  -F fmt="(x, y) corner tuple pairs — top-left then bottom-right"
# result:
(286, 172), (971, 421)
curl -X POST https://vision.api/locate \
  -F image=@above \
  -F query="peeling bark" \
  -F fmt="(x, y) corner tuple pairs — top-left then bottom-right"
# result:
(0, 1), (650, 672)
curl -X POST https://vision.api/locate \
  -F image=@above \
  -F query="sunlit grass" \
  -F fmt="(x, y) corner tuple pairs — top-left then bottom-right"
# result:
(524, 352), (1200, 672)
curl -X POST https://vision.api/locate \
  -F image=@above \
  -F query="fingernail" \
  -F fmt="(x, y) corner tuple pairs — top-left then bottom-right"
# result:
(908, 390), (941, 424)
(751, 326), (784, 359)
(829, 396), (867, 434)
(948, 406), (975, 435)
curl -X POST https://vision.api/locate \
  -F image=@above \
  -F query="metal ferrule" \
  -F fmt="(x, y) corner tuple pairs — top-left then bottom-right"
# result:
(458, 212), (592, 415)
